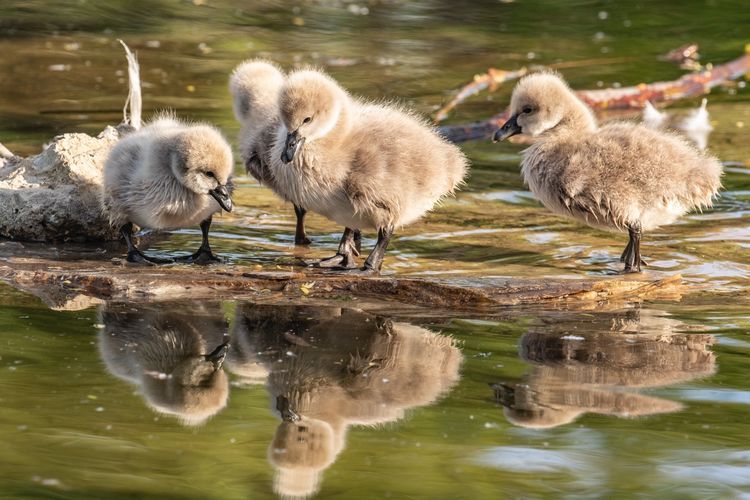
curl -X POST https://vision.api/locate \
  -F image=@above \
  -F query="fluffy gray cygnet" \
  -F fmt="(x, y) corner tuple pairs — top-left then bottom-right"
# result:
(102, 115), (234, 264)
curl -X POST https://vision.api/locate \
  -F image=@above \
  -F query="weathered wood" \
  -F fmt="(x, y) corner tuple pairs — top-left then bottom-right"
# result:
(0, 255), (683, 312)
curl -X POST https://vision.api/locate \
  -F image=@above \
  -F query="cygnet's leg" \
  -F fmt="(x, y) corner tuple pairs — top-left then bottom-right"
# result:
(619, 239), (633, 263)
(293, 205), (312, 245)
(354, 229), (362, 254)
(344, 226), (394, 275)
(174, 217), (222, 265)
(317, 227), (360, 268)
(120, 222), (173, 265)
(622, 221), (648, 273)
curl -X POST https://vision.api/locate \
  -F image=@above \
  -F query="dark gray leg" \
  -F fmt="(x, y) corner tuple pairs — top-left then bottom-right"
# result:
(174, 217), (221, 265)
(620, 239), (632, 263)
(120, 222), (172, 265)
(343, 226), (394, 275)
(318, 227), (360, 269)
(622, 221), (647, 273)
(354, 229), (362, 254)
(294, 205), (312, 245)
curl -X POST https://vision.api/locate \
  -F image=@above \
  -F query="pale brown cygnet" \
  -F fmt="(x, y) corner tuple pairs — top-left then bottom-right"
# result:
(494, 72), (722, 273)
(274, 69), (468, 273)
(495, 308), (715, 429)
(228, 305), (462, 498)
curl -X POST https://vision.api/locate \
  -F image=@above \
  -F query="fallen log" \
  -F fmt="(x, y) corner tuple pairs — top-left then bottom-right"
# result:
(0, 254), (683, 313)
(437, 45), (750, 143)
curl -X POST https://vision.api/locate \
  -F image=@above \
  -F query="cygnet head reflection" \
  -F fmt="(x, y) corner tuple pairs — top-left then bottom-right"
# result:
(496, 308), (716, 429)
(228, 305), (462, 499)
(98, 302), (231, 426)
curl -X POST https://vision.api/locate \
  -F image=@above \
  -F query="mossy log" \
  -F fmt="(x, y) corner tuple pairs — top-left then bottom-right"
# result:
(0, 255), (684, 312)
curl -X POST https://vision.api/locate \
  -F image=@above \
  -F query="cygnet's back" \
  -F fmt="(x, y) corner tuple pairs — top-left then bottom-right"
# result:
(103, 116), (233, 231)
(347, 103), (468, 228)
(525, 121), (722, 231)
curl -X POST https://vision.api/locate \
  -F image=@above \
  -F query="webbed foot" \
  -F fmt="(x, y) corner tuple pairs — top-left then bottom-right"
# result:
(338, 264), (379, 275)
(126, 250), (173, 265)
(174, 247), (222, 265)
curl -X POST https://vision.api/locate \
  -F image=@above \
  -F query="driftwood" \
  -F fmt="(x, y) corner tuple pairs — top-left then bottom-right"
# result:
(0, 254), (683, 313)
(437, 45), (750, 143)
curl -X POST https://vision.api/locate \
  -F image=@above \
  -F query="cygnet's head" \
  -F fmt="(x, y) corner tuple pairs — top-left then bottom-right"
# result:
(141, 341), (230, 426)
(171, 125), (234, 212)
(493, 72), (595, 142)
(278, 70), (345, 163)
(229, 60), (285, 123)
(495, 382), (581, 429)
(268, 418), (342, 499)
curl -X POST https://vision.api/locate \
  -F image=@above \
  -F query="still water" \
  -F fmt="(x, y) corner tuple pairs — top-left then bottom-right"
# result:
(2, 285), (750, 498)
(1, 0), (750, 498)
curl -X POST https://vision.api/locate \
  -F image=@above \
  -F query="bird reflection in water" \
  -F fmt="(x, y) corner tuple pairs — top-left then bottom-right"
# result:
(226, 305), (462, 499)
(98, 302), (230, 426)
(494, 308), (716, 429)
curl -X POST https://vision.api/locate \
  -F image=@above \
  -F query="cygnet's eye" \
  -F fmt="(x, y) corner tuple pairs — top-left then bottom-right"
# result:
(303, 116), (312, 124)
(205, 171), (216, 178)
(522, 106), (534, 114)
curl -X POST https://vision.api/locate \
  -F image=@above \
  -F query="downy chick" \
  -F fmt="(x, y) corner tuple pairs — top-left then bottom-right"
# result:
(102, 115), (234, 264)
(228, 305), (462, 498)
(98, 302), (231, 426)
(494, 72), (722, 272)
(229, 60), (317, 246)
(274, 69), (468, 273)
(494, 308), (715, 429)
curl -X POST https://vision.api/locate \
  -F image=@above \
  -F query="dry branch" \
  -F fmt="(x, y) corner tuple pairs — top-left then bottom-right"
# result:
(438, 45), (750, 143)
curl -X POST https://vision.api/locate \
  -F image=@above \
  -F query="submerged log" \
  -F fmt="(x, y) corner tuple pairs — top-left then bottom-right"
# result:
(0, 254), (683, 313)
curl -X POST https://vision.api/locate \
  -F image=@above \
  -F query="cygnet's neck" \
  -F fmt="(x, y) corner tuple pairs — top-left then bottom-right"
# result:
(549, 94), (598, 136)
(319, 91), (353, 148)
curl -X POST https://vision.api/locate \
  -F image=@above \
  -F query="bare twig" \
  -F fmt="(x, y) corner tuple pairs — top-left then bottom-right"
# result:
(439, 46), (750, 143)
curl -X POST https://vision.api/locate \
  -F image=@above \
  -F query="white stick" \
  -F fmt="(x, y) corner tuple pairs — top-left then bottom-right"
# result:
(118, 39), (142, 130)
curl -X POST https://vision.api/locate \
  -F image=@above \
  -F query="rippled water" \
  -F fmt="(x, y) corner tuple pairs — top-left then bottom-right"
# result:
(1, 0), (750, 498)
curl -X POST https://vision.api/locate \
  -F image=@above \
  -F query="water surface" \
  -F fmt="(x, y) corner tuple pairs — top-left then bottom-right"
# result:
(1, 1), (749, 498)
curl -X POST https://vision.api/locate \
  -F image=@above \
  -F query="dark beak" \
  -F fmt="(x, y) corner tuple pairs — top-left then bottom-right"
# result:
(276, 394), (301, 422)
(204, 340), (230, 371)
(281, 130), (305, 164)
(493, 114), (522, 142)
(490, 382), (516, 406)
(209, 184), (233, 212)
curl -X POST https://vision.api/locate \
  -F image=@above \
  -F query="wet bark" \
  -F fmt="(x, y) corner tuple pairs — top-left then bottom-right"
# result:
(0, 255), (683, 313)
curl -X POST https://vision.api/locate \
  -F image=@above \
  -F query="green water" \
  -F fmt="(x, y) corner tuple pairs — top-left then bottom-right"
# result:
(1, 0), (750, 498)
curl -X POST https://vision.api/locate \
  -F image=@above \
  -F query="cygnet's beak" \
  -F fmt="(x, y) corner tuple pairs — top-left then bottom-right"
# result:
(281, 130), (305, 164)
(209, 184), (233, 212)
(276, 394), (301, 422)
(493, 114), (522, 142)
(204, 340), (230, 371)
